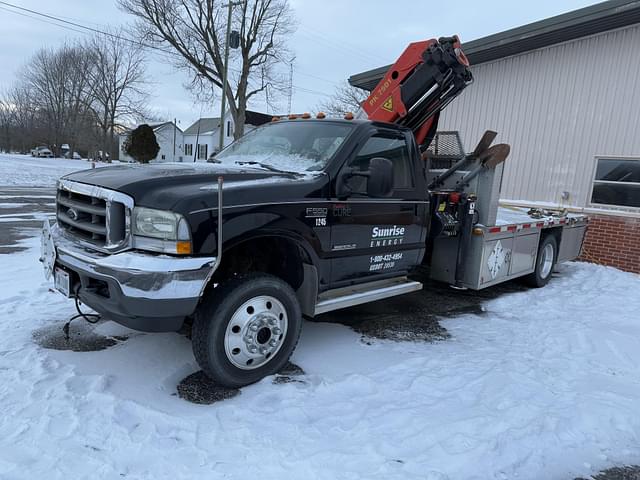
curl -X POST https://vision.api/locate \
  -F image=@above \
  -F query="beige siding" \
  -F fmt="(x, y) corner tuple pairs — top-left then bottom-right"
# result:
(439, 24), (640, 211)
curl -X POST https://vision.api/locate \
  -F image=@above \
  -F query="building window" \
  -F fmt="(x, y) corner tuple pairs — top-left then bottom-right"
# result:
(198, 144), (208, 160)
(161, 154), (166, 160)
(185, 144), (193, 156)
(227, 121), (232, 137)
(591, 157), (640, 209)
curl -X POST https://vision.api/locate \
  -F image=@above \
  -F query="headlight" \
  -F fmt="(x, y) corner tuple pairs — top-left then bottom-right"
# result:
(132, 207), (192, 254)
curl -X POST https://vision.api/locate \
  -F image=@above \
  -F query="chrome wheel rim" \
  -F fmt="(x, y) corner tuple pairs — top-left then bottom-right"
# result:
(540, 243), (554, 279)
(224, 295), (288, 370)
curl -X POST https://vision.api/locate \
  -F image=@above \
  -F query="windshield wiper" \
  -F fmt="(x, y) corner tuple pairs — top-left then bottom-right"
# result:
(234, 160), (290, 173)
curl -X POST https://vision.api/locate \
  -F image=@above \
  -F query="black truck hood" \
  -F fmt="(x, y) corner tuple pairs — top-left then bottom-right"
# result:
(62, 162), (327, 211)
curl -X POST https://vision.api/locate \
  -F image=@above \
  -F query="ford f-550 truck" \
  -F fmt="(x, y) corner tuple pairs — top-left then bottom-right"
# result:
(41, 37), (587, 387)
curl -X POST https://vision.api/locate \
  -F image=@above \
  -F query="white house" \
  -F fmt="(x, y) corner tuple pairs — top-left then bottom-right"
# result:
(120, 111), (272, 163)
(182, 110), (272, 161)
(119, 121), (184, 163)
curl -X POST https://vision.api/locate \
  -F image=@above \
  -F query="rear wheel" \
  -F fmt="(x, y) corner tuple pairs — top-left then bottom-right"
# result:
(524, 234), (558, 287)
(192, 273), (302, 388)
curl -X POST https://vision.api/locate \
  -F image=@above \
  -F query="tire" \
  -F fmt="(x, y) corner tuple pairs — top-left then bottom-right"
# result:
(192, 273), (302, 388)
(524, 234), (558, 288)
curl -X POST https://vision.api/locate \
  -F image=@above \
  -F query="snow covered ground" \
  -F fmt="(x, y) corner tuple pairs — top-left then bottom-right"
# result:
(0, 153), (107, 187)
(1, 154), (640, 479)
(1, 234), (640, 479)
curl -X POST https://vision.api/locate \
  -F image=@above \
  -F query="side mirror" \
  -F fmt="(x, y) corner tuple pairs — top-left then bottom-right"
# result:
(366, 157), (394, 197)
(337, 157), (394, 198)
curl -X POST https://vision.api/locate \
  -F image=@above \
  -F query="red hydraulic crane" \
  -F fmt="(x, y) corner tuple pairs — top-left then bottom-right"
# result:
(362, 36), (472, 149)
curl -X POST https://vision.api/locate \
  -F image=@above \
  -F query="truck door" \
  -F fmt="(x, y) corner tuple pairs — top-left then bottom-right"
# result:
(329, 130), (426, 285)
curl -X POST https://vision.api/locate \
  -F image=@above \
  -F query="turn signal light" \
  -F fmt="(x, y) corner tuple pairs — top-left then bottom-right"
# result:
(448, 192), (461, 204)
(344, 112), (354, 120)
(472, 227), (484, 236)
(316, 112), (326, 119)
(271, 116), (280, 122)
(288, 114), (298, 120)
(176, 241), (193, 255)
(301, 112), (311, 119)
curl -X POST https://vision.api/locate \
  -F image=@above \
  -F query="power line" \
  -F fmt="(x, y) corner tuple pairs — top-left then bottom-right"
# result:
(294, 70), (341, 86)
(0, 1), (171, 52)
(294, 86), (332, 97)
(296, 31), (377, 64)
(303, 22), (379, 60)
(296, 27), (380, 64)
(0, 5), (87, 36)
(0, 1), (340, 99)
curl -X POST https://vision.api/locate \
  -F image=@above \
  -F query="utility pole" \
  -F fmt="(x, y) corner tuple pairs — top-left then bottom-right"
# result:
(173, 117), (177, 162)
(287, 56), (296, 115)
(219, 1), (241, 154)
(194, 119), (201, 162)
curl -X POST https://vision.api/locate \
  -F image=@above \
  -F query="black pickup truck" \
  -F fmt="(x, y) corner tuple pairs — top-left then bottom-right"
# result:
(42, 117), (586, 387)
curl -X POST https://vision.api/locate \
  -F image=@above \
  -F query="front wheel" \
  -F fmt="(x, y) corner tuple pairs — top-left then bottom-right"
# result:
(192, 273), (302, 388)
(524, 234), (558, 287)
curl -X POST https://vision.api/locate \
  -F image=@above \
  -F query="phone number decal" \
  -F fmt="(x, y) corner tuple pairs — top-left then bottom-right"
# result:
(369, 252), (403, 271)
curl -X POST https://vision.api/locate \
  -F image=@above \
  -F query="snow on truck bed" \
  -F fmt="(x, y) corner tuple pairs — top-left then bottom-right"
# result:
(495, 205), (585, 227)
(1, 235), (640, 479)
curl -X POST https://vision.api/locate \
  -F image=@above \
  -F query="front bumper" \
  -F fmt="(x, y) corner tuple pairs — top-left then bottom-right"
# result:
(45, 222), (216, 332)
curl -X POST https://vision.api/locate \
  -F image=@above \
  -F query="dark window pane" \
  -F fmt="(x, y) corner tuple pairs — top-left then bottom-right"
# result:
(349, 135), (413, 192)
(595, 159), (640, 183)
(592, 182), (640, 208)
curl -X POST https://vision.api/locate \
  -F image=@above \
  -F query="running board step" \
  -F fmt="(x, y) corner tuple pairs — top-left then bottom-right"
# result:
(314, 276), (423, 315)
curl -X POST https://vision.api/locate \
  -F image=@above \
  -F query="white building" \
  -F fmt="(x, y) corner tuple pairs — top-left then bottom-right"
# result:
(182, 110), (272, 161)
(119, 121), (184, 163)
(119, 111), (272, 163)
(349, 0), (640, 274)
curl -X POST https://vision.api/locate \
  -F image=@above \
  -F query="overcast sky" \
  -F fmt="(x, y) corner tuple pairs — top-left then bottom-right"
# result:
(0, 0), (599, 129)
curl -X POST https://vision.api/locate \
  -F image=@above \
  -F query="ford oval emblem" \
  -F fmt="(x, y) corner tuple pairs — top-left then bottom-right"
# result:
(67, 207), (79, 221)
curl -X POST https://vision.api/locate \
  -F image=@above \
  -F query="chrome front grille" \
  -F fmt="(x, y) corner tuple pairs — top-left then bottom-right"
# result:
(56, 179), (133, 252)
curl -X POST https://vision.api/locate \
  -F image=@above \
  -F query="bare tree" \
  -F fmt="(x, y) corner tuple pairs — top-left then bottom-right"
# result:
(21, 43), (95, 156)
(0, 96), (11, 152)
(3, 37), (146, 158)
(65, 46), (96, 157)
(318, 81), (367, 117)
(2, 84), (45, 153)
(119, 0), (295, 139)
(87, 29), (149, 161)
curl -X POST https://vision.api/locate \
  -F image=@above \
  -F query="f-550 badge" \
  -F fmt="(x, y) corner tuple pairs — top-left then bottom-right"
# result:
(305, 207), (327, 218)
(306, 207), (328, 227)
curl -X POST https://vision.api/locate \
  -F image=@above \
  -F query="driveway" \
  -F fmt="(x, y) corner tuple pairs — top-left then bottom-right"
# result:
(0, 186), (56, 254)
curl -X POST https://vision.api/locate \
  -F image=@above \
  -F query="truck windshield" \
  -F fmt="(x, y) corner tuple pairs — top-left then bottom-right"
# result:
(215, 121), (355, 173)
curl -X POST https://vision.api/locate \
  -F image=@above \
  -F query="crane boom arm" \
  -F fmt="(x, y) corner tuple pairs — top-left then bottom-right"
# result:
(363, 36), (472, 148)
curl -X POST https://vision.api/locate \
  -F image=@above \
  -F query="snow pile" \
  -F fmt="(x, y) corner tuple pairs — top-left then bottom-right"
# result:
(1, 236), (640, 479)
(0, 154), (107, 187)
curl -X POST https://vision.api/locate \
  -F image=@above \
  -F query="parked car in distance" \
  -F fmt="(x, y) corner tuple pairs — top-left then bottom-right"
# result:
(64, 151), (82, 160)
(32, 146), (54, 158)
(31, 146), (50, 157)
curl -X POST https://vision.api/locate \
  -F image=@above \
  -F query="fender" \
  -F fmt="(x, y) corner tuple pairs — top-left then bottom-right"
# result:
(217, 229), (322, 317)
(219, 207), (324, 261)
(188, 205), (327, 261)
(222, 227), (323, 269)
